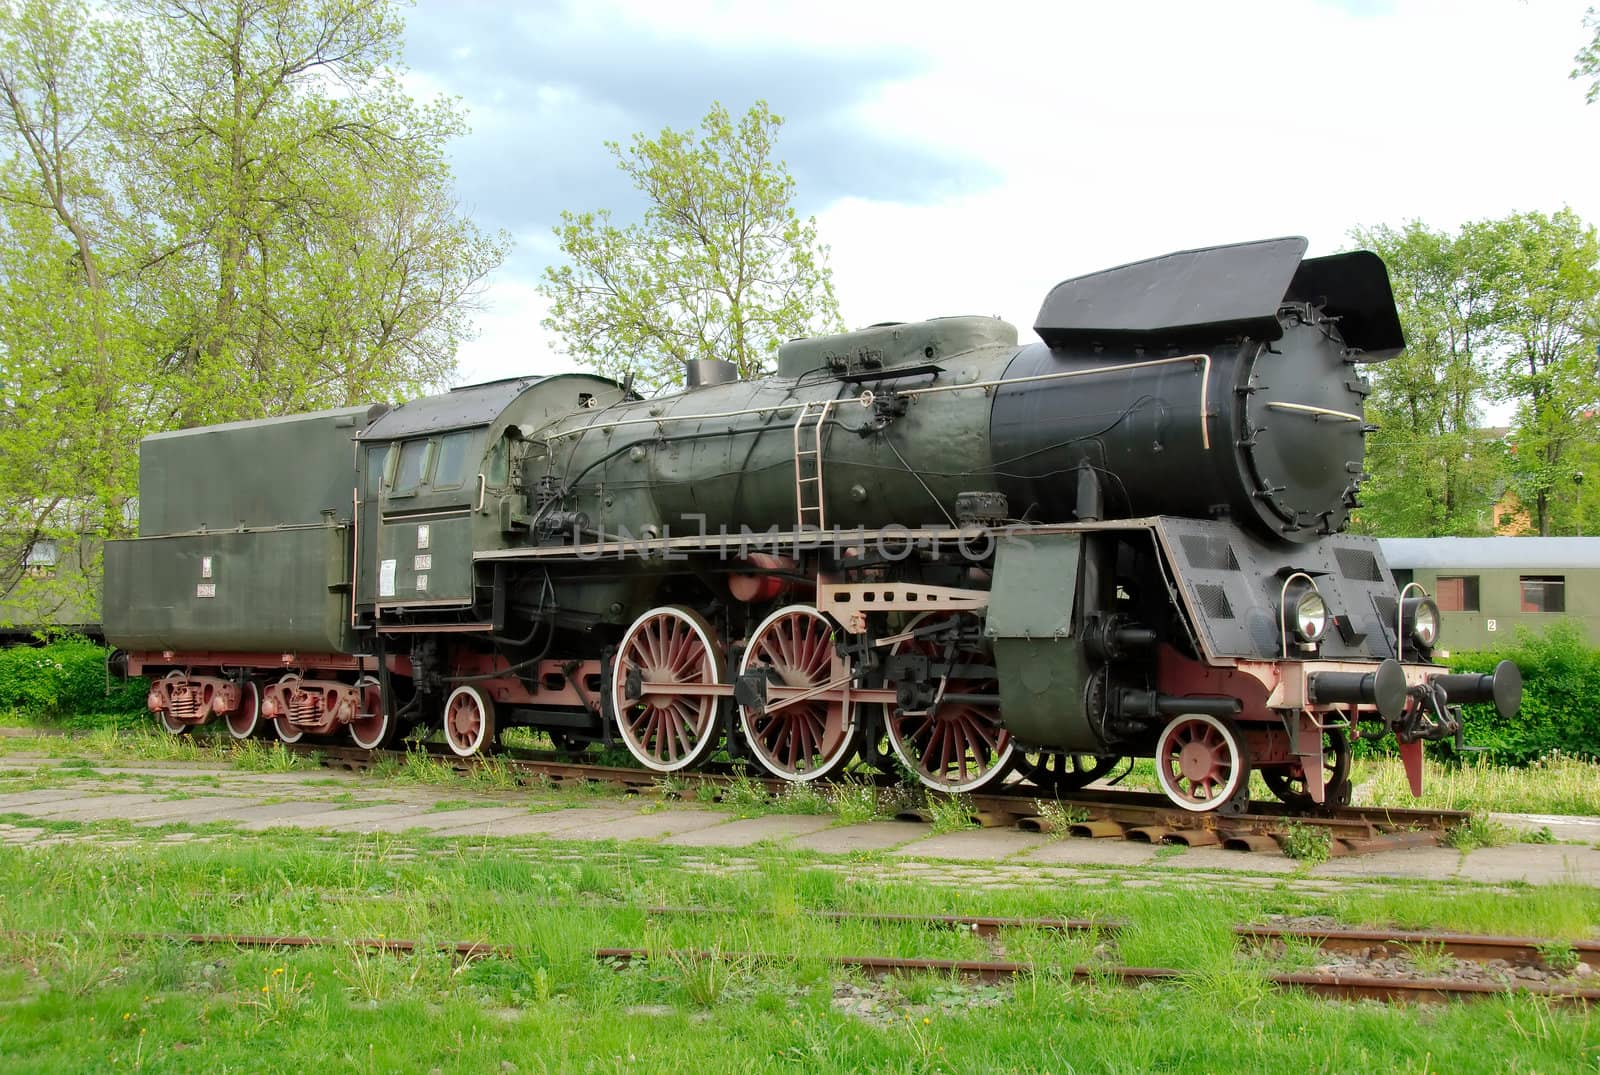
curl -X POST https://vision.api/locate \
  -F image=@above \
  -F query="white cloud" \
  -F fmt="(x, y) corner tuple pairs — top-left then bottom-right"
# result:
(452, 0), (1600, 386)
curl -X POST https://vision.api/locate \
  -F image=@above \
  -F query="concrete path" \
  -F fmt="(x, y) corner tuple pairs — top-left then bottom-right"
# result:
(1, 755), (1598, 888)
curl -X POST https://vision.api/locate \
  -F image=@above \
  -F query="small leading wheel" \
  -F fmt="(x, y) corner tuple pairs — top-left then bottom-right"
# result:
(224, 680), (262, 740)
(443, 684), (496, 757)
(885, 612), (1015, 794)
(271, 674), (305, 744)
(1153, 713), (1251, 813)
(348, 676), (396, 751)
(738, 605), (860, 782)
(609, 605), (726, 773)
(1264, 726), (1353, 809)
(1018, 751), (1122, 796)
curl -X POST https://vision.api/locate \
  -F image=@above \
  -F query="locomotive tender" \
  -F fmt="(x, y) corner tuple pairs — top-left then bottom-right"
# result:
(104, 237), (1522, 814)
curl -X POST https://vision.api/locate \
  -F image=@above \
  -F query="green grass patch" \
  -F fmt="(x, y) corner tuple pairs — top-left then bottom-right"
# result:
(0, 831), (1596, 1072)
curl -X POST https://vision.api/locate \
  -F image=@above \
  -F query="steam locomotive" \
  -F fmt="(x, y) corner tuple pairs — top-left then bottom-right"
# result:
(104, 237), (1522, 814)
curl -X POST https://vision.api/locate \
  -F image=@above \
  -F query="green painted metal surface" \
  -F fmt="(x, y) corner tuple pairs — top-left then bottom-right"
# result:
(103, 525), (353, 652)
(138, 406), (379, 535)
(984, 533), (1098, 751)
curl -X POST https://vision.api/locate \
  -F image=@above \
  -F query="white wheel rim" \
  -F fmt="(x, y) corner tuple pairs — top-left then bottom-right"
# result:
(273, 675), (304, 743)
(443, 685), (491, 757)
(225, 682), (260, 739)
(737, 605), (856, 782)
(158, 708), (188, 735)
(885, 612), (1015, 794)
(610, 605), (724, 773)
(1154, 712), (1246, 813)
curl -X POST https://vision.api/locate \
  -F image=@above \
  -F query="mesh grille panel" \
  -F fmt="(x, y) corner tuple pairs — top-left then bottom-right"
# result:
(1181, 534), (1240, 571)
(1195, 583), (1234, 619)
(1337, 547), (1383, 581)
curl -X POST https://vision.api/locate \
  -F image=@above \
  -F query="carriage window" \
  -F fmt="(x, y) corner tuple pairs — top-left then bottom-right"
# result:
(433, 431), (473, 489)
(392, 439), (431, 496)
(1435, 575), (1479, 613)
(1519, 575), (1565, 613)
(364, 444), (389, 497)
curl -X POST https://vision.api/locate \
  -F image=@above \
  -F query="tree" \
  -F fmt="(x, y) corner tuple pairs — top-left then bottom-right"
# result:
(1349, 211), (1600, 538)
(0, 0), (505, 616)
(1486, 210), (1600, 536)
(539, 101), (842, 391)
(1347, 222), (1506, 536)
(1574, 6), (1600, 102)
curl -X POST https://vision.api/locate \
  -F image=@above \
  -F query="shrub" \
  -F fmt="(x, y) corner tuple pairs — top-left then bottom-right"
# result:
(1447, 621), (1600, 765)
(0, 636), (148, 722)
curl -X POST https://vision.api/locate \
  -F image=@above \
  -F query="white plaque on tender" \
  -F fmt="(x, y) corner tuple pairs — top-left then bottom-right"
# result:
(379, 558), (397, 597)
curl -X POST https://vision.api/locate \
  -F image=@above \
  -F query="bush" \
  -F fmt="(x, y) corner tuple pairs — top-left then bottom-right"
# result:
(0, 636), (148, 723)
(1448, 621), (1600, 765)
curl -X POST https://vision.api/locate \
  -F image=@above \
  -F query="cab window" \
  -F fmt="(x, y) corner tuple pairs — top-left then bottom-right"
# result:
(392, 439), (431, 496)
(364, 444), (389, 497)
(433, 431), (473, 489)
(486, 432), (513, 486)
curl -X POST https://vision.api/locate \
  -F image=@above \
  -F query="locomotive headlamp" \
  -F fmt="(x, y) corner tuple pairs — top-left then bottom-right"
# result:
(1292, 589), (1329, 644)
(1403, 595), (1441, 651)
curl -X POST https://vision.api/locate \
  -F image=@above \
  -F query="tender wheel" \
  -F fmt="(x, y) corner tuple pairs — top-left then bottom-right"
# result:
(348, 676), (396, 751)
(156, 671), (191, 735)
(609, 605), (726, 773)
(443, 684), (496, 757)
(1019, 751), (1121, 796)
(1264, 726), (1353, 810)
(738, 605), (860, 782)
(885, 613), (1015, 794)
(271, 674), (305, 744)
(1153, 713), (1250, 813)
(224, 680), (262, 740)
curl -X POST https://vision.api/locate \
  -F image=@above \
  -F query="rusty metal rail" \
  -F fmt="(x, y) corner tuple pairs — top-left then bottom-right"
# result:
(10, 927), (1594, 1005)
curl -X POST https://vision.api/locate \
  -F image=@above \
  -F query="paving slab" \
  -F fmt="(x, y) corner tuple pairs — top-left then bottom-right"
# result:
(238, 803), (433, 832)
(659, 814), (840, 848)
(1492, 812), (1600, 843)
(787, 821), (922, 854)
(890, 829), (1047, 861)
(565, 808), (732, 843)
(1433, 845), (1600, 886)
(1018, 838), (1162, 867)
(116, 796), (258, 823)
(24, 794), (172, 821)
(390, 807), (529, 833)
(142, 799), (338, 827)
(0, 788), (90, 810)
(1309, 846), (1466, 880)
(435, 807), (638, 839)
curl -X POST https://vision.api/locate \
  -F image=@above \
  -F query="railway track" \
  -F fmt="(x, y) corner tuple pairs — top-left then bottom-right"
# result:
(13, 915), (1594, 1005)
(308, 742), (1468, 856)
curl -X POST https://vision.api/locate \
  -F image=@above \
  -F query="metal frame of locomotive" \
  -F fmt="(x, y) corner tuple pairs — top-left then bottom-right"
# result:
(105, 237), (1521, 814)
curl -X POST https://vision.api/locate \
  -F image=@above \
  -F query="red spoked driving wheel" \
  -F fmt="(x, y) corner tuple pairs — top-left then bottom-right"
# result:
(885, 613), (1014, 793)
(738, 605), (859, 782)
(609, 606), (725, 772)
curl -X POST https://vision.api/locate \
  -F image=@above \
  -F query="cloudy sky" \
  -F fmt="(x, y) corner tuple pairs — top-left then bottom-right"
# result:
(402, 0), (1600, 387)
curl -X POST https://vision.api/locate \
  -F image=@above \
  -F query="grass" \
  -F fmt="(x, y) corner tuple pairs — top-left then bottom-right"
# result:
(1443, 814), (1517, 852)
(1277, 822), (1332, 866)
(1, 828), (1597, 1072)
(1353, 750), (1600, 816)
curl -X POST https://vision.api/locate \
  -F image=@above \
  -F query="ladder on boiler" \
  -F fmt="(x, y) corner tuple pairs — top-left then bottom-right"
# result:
(792, 398), (833, 530)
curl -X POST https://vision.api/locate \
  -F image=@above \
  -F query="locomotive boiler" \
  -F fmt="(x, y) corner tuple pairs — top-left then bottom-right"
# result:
(104, 236), (1522, 814)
